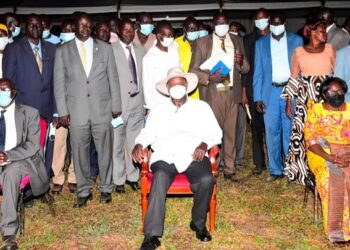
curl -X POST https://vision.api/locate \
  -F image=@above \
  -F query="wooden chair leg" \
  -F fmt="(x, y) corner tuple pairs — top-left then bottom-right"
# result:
(141, 193), (148, 231)
(18, 191), (25, 237)
(209, 189), (216, 233)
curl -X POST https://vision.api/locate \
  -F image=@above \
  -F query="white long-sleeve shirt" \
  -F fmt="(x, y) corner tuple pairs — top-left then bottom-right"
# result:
(142, 44), (180, 110)
(135, 98), (222, 172)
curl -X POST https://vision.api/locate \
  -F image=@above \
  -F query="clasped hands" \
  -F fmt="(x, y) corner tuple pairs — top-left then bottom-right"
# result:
(329, 154), (350, 168)
(131, 142), (208, 164)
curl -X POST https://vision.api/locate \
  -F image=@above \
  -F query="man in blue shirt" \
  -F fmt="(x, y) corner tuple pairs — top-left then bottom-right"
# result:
(334, 44), (350, 102)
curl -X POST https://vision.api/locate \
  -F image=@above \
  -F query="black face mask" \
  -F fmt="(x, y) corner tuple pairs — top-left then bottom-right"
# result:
(326, 94), (345, 108)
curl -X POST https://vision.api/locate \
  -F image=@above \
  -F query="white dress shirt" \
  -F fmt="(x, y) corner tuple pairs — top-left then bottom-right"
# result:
(142, 44), (180, 110)
(119, 40), (139, 83)
(211, 34), (235, 86)
(75, 37), (93, 76)
(270, 33), (290, 83)
(0, 102), (17, 152)
(135, 98), (222, 173)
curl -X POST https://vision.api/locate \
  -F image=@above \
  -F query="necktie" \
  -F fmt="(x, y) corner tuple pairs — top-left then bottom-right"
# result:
(80, 42), (87, 74)
(0, 110), (6, 151)
(219, 38), (230, 91)
(33, 47), (43, 74)
(126, 45), (139, 96)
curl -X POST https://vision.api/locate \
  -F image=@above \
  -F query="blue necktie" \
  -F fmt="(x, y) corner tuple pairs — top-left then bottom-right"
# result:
(0, 110), (6, 151)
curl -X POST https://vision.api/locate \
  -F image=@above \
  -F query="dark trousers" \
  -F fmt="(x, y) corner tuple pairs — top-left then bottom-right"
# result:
(144, 158), (215, 237)
(90, 139), (99, 178)
(248, 98), (266, 168)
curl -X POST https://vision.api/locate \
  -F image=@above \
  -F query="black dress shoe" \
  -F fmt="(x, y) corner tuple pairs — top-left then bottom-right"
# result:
(115, 185), (125, 193)
(24, 199), (34, 208)
(100, 192), (112, 203)
(51, 184), (63, 195)
(68, 183), (77, 193)
(223, 173), (241, 183)
(139, 235), (161, 250)
(190, 221), (212, 242)
(2, 235), (18, 250)
(252, 166), (263, 175)
(127, 181), (140, 191)
(73, 193), (92, 208)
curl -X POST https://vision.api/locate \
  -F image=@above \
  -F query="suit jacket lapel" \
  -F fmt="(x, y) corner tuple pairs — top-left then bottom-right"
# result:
(14, 104), (24, 146)
(69, 39), (88, 79)
(88, 39), (101, 79)
(21, 38), (41, 75)
(41, 40), (50, 78)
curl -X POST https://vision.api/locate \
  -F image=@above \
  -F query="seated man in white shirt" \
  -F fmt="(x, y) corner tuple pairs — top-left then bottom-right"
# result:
(132, 68), (222, 250)
(0, 78), (49, 250)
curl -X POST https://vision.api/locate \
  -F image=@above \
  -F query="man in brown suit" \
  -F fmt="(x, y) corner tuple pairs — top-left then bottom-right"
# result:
(189, 12), (249, 182)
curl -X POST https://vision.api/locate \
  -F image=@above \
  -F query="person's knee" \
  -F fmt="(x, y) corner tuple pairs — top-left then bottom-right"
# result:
(2, 167), (21, 187)
(199, 174), (215, 188)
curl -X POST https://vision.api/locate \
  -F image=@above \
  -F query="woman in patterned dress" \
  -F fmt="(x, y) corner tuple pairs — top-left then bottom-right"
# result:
(281, 18), (335, 185)
(305, 77), (350, 242)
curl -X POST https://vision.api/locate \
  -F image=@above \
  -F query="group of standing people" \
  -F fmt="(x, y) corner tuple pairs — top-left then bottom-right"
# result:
(0, 5), (349, 249)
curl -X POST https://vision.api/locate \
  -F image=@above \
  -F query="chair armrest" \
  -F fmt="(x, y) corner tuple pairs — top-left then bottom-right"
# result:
(209, 146), (220, 177)
(141, 148), (150, 177)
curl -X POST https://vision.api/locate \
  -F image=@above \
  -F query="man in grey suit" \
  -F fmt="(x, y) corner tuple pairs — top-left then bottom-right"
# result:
(111, 19), (145, 193)
(318, 8), (350, 50)
(0, 78), (49, 250)
(54, 13), (121, 208)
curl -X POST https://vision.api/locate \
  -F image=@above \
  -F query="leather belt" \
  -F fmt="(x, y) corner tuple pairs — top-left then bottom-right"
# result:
(272, 81), (288, 87)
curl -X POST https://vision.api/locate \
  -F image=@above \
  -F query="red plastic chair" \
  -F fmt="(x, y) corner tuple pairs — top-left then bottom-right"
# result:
(141, 146), (220, 232)
(0, 175), (31, 236)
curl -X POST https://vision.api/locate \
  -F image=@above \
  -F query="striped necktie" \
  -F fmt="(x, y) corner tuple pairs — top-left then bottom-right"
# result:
(0, 110), (6, 151)
(33, 47), (43, 74)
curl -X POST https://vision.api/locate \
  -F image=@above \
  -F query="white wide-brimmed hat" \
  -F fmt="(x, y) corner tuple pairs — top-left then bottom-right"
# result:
(156, 67), (198, 96)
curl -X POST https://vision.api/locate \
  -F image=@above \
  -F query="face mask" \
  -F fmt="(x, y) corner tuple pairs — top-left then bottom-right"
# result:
(186, 31), (199, 41)
(59, 32), (75, 43)
(327, 94), (345, 108)
(198, 30), (208, 38)
(215, 24), (229, 37)
(140, 24), (154, 36)
(255, 18), (269, 31)
(42, 29), (50, 39)
(0, 37), (9, 50)
(169, 85), (187, 100)
(229, 31), (239, 36)
(12, 26), (21, 38)
(0, 90), (13, 108)
(270, 24), (285, 36)
(160, 37), (174, 47)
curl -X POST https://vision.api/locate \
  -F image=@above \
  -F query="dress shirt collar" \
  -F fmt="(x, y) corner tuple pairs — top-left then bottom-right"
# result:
(119, 39), (133, 49)
(326, 23), (335, 33)
(28, 39), (42, 56)
(75, 36), (93, 47)
(0, 102), (15, 113)
(271, 31), (286, 42)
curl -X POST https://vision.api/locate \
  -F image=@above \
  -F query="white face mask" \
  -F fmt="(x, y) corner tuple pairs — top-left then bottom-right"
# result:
(215, 24), (229, 37)
(0, 37), (9, 50)
(229, 31), (239, 36)
(160, 37), (174, 47)
(169, 85), (187, 99)
(255, 18), (269, 31)
(270, 24), (285, 36)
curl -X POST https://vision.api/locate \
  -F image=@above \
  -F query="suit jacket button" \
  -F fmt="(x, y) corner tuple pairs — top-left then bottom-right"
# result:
(87, 81), (89, 84)
(87, 94), (90, 97)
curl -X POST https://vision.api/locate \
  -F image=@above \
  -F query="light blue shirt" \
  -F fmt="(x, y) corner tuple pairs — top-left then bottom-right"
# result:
(75, 37), (93, 76)
(44, 33), (61, 45)
(334, 45), (350, 102)
(270, 32), (290, 84)
(28, 39), (42, 58)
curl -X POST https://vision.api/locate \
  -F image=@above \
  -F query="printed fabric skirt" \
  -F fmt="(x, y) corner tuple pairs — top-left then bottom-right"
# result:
(281, 75), (330, 186)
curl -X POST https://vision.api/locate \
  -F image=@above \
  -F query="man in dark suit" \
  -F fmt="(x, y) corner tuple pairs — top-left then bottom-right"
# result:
(189, 12), (249, 182)
(0, 78), (49, 250)
(54, 12), (121, 208)
(2, 14), (57, 176)
(241, 8), (270, 175)
(111, 19), (145, 193)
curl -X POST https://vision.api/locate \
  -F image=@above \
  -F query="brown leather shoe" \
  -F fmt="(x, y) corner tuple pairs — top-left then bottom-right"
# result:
(2, 235), (18, 250)
(68, 183), (77, 193)
(51, 184), (63, 195)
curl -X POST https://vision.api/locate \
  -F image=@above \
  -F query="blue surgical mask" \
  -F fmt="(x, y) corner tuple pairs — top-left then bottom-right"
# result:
(0, 90), (13, 108)
(60, 32), (75, 43)
(12, 26), (21, 38)
(42, 29), (50, 39)
(140, 24), (154, 36)
(186, 31), (199, 41)
(270, 24), (285, 36)
(255, 18), (269, 31)
(198, 30), (208, 38)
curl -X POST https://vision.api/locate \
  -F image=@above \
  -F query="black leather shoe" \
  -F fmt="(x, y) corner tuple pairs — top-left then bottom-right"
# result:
(73, 193), (92, 208)
(223, 173), (241, 183)
(190, 221), (212, 242)
(115, 185), (125, 193)
(139, 235), (161, 250)
(2, 235), (18, 250)
(68, 183), (77, 193)
(252, 166), (263, 175)
(51, 184), (63, 195)
(127, 181), (140, 191)
(24, 199), (34, 208)
(100, 192), (112, 204)
(266, 175), (284, 183)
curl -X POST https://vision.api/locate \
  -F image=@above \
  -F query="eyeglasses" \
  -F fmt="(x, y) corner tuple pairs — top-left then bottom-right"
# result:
(326, 89), (345, 97)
